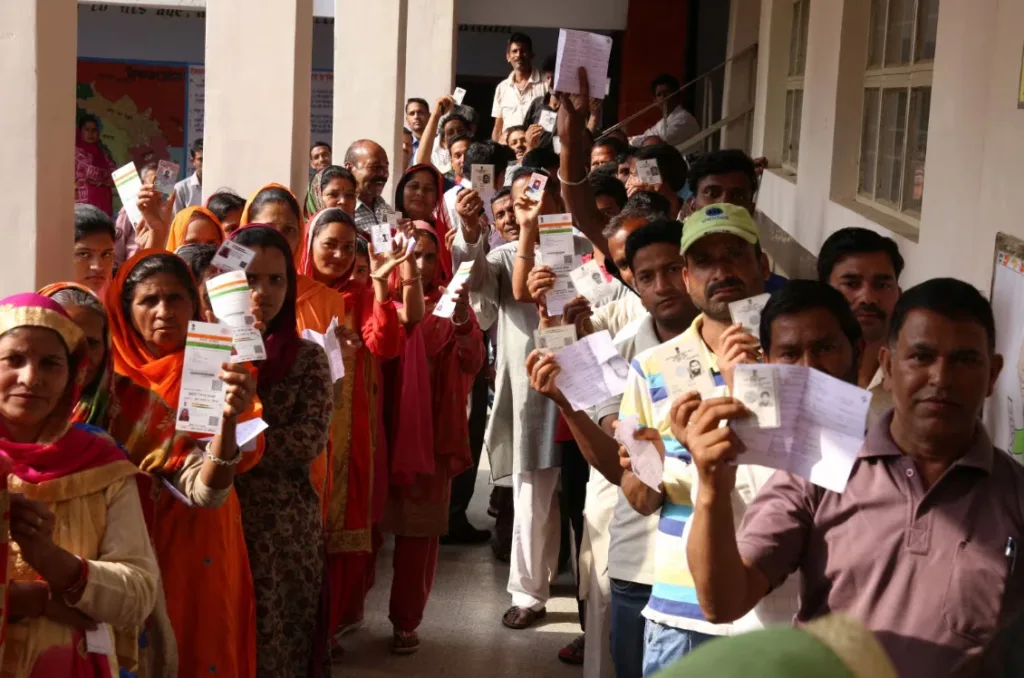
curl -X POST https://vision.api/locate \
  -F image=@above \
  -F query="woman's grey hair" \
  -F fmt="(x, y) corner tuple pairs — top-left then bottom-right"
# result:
(50, 288), (106, 325)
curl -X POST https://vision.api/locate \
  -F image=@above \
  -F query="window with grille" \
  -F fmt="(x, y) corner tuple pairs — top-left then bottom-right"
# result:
(782, 0), (810, 170)
(857, 0), (938, 220)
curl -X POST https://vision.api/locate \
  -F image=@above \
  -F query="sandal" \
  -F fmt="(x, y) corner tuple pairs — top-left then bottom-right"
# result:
(392, 630), (420, 655)
(558, 634), (586, 665)
(501, 606), (547, 630)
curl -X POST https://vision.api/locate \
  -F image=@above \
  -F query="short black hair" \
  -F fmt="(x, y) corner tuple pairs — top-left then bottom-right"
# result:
(624, 219), (684, 270)
(441, 114), (472, 145)
(490, 186), (513, 206)
(651, 73), (681, 95)
(406, 97), (429, 112)
(521, 147), (559, 172)
(190, 137), (203, 159)
(175, 244), (218, 282)
(465, 141), (514, 176)
(355, 237), (369, 259)
(687, 149), (758, 198)
(760, 280), (863, 358)
(78, 114), (100, 129)
(74, 204), (115, 242)
(624, 189), (672, 216)
(206, 191), (246, 223)
(617, 148), (637, 165)
(593, 136), (628, 157)
(602, 204), (664, 240)
(310, 141), (331, 153)
(589, 171), (628, 210)
(248, 186), (301, 223)
(635, 144), (688, 192)
(888, 278), (996, 352)
(507, 32), (533, 52)
(542, 55), (556, 73)
(511, 167), (557, 196)
(447, 134), (473, 154)
(319, 165), (357, 191)
(504, 124), (528, 136)
(454, 104), (479, 127)
(816, 226), (905, 283)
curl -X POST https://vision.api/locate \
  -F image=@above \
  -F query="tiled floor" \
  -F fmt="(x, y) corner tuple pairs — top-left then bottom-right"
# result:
(333, 457), (583, 677)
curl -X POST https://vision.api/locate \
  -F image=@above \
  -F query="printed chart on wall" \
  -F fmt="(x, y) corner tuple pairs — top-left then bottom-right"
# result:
(76, 59), (188, 172)
(986, 232), (1024, 461)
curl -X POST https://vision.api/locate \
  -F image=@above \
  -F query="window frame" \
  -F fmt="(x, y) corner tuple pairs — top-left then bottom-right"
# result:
(782, 0), (810, 171)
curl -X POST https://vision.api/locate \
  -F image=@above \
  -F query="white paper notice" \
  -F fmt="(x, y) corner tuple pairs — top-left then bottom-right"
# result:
(211, 241), (256, 273)
(569, 260), (609, 304)
(301, 316), (346, 382)
(112, 162), (144, 227)
(649, 333), (717, 401)
(453, 87), (466, 105)
(540, 109), (557, 133)
(176, 322), (234, 436)
(554, 29), (613, 100)
(615, 414), (663, 492)
(534, 325), (577, 351)
(538, 214), (578, 317)
(728, 293), (771, 340)
(553, 331), (631, 411)
(207, 270), (255, 328)
(434, 261), (474, 318)
(86, 624), (114, 655)
(637, 158), (663, 186)
(731, 363), (872, 493)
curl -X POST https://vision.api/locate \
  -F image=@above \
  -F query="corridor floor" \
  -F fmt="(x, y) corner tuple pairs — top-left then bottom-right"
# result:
(333, 456), (584, 677)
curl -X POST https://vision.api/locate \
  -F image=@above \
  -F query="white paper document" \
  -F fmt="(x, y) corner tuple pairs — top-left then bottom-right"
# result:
(554, 29), (613, 100)
(86, 624), (114, 655)
(538, 214), (578, 317)
(207, 270), (254, 328)
(569, 260), (609, 304)
(534, 325), (577, 351)
(637, 158), (662, 186)
(615, 414), (663, 492)
(728, 293), (771, 340)
(730, 363), (872, 493)
(648, 333), (717, 401)
(176, 322), (234, 436)
(112, 162), (144, 227)
(453, 87), (466, 105)
(553, 331), (631, 412)
(540, 109), (558, 133)
(434, 261), (474, 318)
(301, 316), (346, 382)
(211, 241), (255, 273)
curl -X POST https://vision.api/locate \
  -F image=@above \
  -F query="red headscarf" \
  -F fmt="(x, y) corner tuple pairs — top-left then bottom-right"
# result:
(299, 208), (361, 297)
(395, 164), (453, 281)
(388, 220), (444, 304)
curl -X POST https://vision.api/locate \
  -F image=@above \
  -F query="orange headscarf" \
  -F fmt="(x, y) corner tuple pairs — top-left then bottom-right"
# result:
(240, 182), (307, 270)
(165, 206), (224, 252)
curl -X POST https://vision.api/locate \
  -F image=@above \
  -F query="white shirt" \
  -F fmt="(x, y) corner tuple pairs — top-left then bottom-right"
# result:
(172, 172), (202, 215)
(630, 105), (701, 148)
(491, 69), (548, 128)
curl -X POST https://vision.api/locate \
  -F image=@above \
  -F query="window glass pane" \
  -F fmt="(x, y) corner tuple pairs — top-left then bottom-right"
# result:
(796, 0), (811, 75)
(859, 89), (880, 195)
(867, 0), (887, 68)
(788, 1), (801, 76)
(885, 0), (916, 66)
(915, 0), (939, 61)
(876, 89), (908, 205)
(791, 89), (803, 167)
(783, 90), (795, 165)
(902, 87), (931, 214)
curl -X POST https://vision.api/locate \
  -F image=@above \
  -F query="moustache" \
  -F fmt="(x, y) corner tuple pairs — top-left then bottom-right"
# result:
(705, 277), (745, 298)
(854, 303), (886, 319)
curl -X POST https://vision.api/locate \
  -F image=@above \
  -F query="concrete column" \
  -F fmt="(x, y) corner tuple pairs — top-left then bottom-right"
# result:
(204, 0), (313, 200)
(334, 0), (409, 200)
(721, 0), (761, 150)
(0, 0), (77, 295)
(404, 0), (457, 103)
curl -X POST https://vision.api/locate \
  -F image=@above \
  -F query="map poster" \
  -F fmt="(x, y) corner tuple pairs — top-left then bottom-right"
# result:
(986, 231), (1024, 460)
(76, 59), (188, 174)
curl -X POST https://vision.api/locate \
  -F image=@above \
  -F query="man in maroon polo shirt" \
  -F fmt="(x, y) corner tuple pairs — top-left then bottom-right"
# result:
(681, 277), (1024, 677)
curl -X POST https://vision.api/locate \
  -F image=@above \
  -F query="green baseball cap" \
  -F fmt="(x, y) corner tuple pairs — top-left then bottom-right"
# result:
(680, 203), (759, 255)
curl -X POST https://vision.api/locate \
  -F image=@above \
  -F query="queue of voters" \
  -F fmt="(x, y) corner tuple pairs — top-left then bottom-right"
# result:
(5, 11), (1024, 678)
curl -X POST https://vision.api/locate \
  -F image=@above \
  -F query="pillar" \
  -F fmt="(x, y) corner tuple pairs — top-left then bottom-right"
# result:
(0, 0), (77, 295)
(404, 0), (457, 103)
(203, 0), (313, 200)
(334, 0), (408, 201)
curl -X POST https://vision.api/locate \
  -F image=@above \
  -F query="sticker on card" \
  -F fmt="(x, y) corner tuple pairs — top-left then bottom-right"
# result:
(637, 158), (662, 186)
(155, 160), (180, 196)
(534, 325), (577, 351)
(211, 241), (256, 273)
(733, 365), (781, 428)
(524, 172), (548, 202)
(540, 109), (557, 133)
(453, 87), (466, 105)
(728, 293), (771, 340)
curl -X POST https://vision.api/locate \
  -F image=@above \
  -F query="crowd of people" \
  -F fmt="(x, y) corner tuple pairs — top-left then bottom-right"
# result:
(24, 28), (1023, 678)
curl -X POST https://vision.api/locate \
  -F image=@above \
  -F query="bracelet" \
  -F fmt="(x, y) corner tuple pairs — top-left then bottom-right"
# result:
(58, 556), (88, 600)
(370, 274), (390, 282)
(401, 276), (422, 287)
(203, 449), (244, 467)
(557, 169), (589, 186)
(452, 311), (470, 326)
(516, 254), (535, 260)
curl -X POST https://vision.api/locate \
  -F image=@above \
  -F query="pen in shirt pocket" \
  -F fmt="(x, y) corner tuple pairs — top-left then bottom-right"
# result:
(1006, 537), (1017, 576)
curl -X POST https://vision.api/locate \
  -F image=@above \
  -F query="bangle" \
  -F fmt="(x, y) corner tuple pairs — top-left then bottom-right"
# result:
(203, 449), (244, 467)
(516, 254), (535, 260)
(401, 276), (421, 287)
(452, 311), (470, 326)
(58, 556), (88, 601)
(557, 169), (589, 186)
(370, 274), (390, 282)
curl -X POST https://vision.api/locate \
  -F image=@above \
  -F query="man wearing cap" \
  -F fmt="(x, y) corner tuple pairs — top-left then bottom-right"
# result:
(616, 203), (797, 675)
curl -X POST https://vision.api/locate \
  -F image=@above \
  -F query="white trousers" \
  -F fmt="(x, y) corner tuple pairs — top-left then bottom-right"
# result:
(583, 557), (614, 678)
(508, 467), (562, 610)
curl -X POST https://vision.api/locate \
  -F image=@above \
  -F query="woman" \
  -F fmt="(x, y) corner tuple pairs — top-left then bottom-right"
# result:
(75, 115), (117, 216)
(241, 184), (306, 269)
(394, 164), (453, 280)
(380, 223), (483, 654)
(207, 192), (247, 236)
(165, 206), (224, 252)
(228, 226), (334, 677)
(304, 166), (359, 220)
(299, 207), (411, 647)
(0, 293), (159, 676)
(105, 251), (264, 678)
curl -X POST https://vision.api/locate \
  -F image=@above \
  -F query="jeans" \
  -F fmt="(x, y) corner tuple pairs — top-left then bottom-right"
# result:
(642, 619), (714, 676)
(609, 579), (651, 678)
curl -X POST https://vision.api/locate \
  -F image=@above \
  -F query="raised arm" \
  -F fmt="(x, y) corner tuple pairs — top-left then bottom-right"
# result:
(510, 192), (542, 302)
(416, 95), (455, 167)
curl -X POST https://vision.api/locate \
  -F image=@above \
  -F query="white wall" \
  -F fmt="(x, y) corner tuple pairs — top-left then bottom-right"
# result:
(741, 0), (1024, 292)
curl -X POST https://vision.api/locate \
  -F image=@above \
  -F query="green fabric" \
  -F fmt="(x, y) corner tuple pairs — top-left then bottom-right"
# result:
(653, 626), (855, 678)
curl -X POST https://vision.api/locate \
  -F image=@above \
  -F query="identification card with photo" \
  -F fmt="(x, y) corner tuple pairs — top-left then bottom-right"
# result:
(207, 270), (255, 328)
(524, 172), (548, 202)
(453, 87), (466, 105)
(538, 214), (578, 317)
(652, 334), (717, 401)
(434, 261), (475, 319)
(733, 365), (781, 428)
(176, 322), (234, 436)
(211, 241), (255, 273)
(155, 160), (180, 196)
(637, 158), (662, 186)
(370, 221), (393, 254)
(540, 109), (557, 133)
(728, 293), (771, 340)
(569, 260), (608, 304)
(534, 325), (577, 351)
(112, 162), (144, 227)
(230, 326), (266, 363)
(471, 164), (495, 196)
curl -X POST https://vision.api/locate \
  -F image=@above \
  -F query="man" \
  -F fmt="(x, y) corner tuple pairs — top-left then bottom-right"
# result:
(490, 188), (519, 243)
(73, 204), (116, 294)
(817, 227), (903, 423)
(592, 137), (627, 172)
(505, 125), (529, 164)
(590, 171), (628, 220)
(629, 74), (700, 148)
(310, 141), (332, 173)
(444, 140), (514, 241)
(405, 97), (430, 161)
(172, 137), (203, 215)
(617, 149), (636, 184)
(447, 134), (472, 184)
(491, 32), (548, 143)
(685, 277), (1024, 678)
(453, 168), (590, 631)
(344, 139), (391, 234)
(627, 144), (689, 219)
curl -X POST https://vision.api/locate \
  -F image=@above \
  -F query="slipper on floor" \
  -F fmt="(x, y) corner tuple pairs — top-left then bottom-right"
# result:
(393, 630), (420, 655)
(558, 634), (586, 665)
(502, 606), (547, 630)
